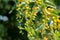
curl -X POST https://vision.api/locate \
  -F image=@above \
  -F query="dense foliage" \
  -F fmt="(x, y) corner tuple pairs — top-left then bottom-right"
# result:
(0, 0), (60, 40)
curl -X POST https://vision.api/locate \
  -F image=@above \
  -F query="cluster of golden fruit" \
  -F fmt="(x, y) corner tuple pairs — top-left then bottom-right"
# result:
(16, 0), (60, 40)
(16, 4), (22, 11)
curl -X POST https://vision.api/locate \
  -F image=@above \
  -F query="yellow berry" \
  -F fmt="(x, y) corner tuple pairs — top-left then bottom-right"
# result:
(57, 22), (60, 28)
(43, 36), (48, 40)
